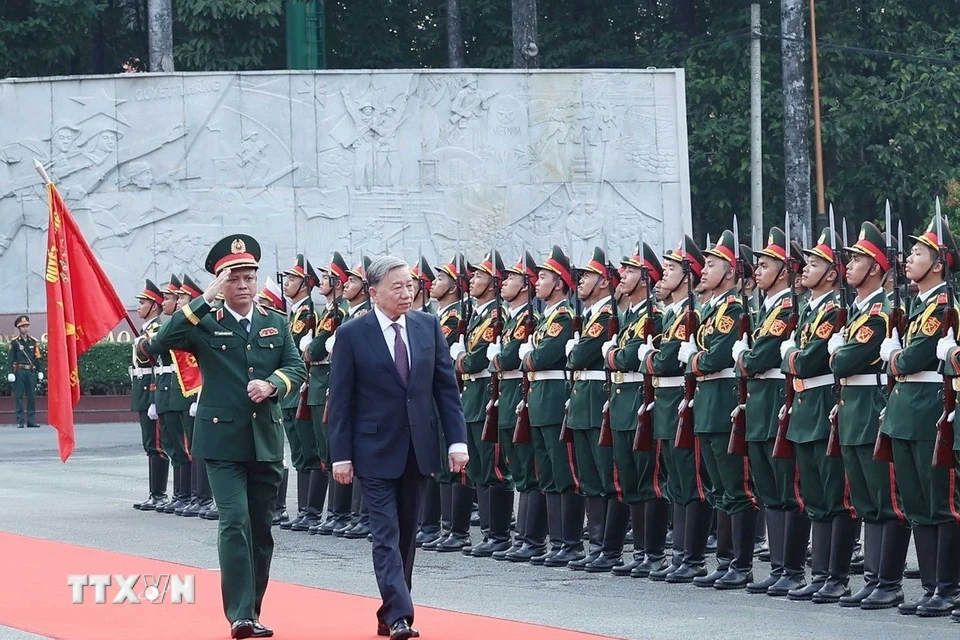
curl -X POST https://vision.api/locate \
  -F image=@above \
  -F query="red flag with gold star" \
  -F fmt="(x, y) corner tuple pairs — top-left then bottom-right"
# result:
(45, 183), (128, 461)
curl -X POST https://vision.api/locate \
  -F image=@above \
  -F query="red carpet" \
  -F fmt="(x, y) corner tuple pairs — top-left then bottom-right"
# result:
(0, 532), (618, 640)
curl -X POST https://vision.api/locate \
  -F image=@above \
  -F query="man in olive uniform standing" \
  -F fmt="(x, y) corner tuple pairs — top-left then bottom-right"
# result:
(521, 245), (580, 567)
(889, 215), (960, 616)
(131, 280), (168, 511)
(781, 229), (858, 602)
(451, 251), (515, 557)
(490, 252), (546, 562)
(8, 315), (43, 429)
(678, 230), (759, 590)
(603, 243), (666, 577)
(827, 221), (906, 610)
(152, 234), (305, 639)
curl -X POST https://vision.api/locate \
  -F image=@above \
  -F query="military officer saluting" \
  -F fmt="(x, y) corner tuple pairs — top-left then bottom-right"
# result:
(8, 315), (43, 429)
(152, 234), (305, 639)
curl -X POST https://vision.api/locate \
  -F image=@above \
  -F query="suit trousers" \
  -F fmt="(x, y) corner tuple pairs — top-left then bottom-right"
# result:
(358, 444), (428, 627)
(206, 459), (283, 624)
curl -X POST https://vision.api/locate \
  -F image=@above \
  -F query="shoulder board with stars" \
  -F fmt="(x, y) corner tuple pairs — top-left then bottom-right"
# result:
(938, 292), (949, 305)
(869, 303), (883, 316)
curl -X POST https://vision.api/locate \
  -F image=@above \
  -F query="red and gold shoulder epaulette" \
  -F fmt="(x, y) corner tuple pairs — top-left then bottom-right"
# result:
(824, 301), (837, 312)
(600, 304), (613, 314)
(869, 302), (883, 316)
(446, 309), (459, 318)
(216, 307), (225, 322)
(782, 297), (793, 309)
(938, 292), (949, 305)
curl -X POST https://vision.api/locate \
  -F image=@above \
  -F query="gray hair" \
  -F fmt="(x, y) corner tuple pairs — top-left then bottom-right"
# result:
(366, 255), (409, 287)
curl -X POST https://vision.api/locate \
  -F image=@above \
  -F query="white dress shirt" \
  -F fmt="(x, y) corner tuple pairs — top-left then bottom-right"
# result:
(763, 287), (790, 312)
(224, 303), (254, 327)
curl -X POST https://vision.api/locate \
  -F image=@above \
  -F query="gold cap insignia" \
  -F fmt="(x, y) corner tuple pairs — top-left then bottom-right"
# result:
(231, 238), (246, 254)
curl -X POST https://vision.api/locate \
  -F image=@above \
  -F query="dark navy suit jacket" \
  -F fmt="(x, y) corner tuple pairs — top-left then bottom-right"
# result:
(327, 308), (467, 479)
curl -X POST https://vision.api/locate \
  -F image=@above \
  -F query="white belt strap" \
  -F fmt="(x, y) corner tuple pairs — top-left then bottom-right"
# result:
(573, 371), (606, 382)
(155, 366), (174, 375)
(499, 371), (523, 380)
(697, 368), (736, 382)
(128, 366), (153, 378)
(896, 371), (942, 384)
(840, 373), (888, 386)
(755, 369), (786, 380)
(612, 372), (644, 384)
(462, 370), (492, 382)
(527, 371), (566, 381)
(652, 376), (685, 388)
(794, 374), (834, 392)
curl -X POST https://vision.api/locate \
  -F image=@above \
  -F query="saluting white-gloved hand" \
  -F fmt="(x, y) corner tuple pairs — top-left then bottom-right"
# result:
(780, 331), (797, 360)
(601, 339), (617, 359)
(677, 338), (697, 365)
(879, 329), (901, 363)
(147, 403), (158, 420)
(564, 339), (577, 357)
(189, 402), (197, 417)
(937, 328), (957, 362)
(449, 336), (466, 361)
(635, 335), (655, 362)
(518, 342), (534, 361)
(826, 333), (845, 355)
(324, 335), (336, 355)
(298, 331), (313, 353)
(7, 373), (15, 383)
(485, 342), (502, 362)
(731, 335), (749, 362)
(37, 372), (43, 381)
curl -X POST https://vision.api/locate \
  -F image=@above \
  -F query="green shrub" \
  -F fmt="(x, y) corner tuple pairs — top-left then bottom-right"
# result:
(0, 341), (133, 396)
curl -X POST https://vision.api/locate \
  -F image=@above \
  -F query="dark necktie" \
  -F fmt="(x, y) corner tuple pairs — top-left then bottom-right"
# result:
(240, 318), (251, 335)
(392, 323), (409, 384)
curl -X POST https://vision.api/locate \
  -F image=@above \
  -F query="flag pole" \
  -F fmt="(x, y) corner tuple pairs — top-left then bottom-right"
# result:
(34, 159), (142, 338)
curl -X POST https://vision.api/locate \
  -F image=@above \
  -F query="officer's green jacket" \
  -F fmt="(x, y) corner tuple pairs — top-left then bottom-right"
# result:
(608, 300), (662, 431)
(281, 298), (316, 411)
(153, 297), (306, 462)
(782, 291), (840, 443)
(8, 335), (42, 372)
(457, 298), (503, 423)
(521, 299), (573, 426)
(737, 288), (794, 442)
(493, 303), (538, 430)
(131, 316), (162, 411)
(689, 288), (742, 434)
(829, 288), (889, 446)
(567, 296), (615, 430)
(881, 283), (949, 441)
(306, 298), (349, 406)
(644, 298), (698, 440)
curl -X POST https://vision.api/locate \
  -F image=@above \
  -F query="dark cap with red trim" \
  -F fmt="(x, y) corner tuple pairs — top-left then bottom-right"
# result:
(507, 251), (539, 287)
(205, 235), (261, 275)
(283, 254), (319, 288)
(180, 274), (203, 299)
(537, 245), (575, 290)
(909, 213), (960, 268)
(622, 242), (663, 283)
(757, 227), (788, 262)
(136, 279), (164, 305)
(411, 256), (435, 291)
(845, 222), (889, 272)
(704, 230), (737, 265)
(663, 235), (705, 277)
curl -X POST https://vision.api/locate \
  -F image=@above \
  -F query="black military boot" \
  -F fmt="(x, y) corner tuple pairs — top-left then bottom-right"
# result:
(509, 491), (547, 562)
(134, 459), (155, 510)
(544, 492), (586, 567)
(768, 510), (810, 596)
(564, 496), (602, 569)
(496, 492), (527, 560)
(837, 520), (881, 606)
(174, 464), (194, 515)
(532, 493), (564, 564)
(861, 520), (910, 609)
(901, 524), (937, 615)
(423, 484), (454, 550)
(755, 505), (769, 559)
(666, 501), (712, 583)
(281, 470), (308, 530)
(315, 479), (351, 535)
(615, 502), (645, 576)
(695, 510), (733, 587)
(157, 462), (182, 514)
(271, 468), (289, 525)
(586, 500), (631, 573)
(344, 502), (371, 539)
(181, 459), (201, 516)
(417, 479), (443, 547)
(187, 459), (214, 517)
(634, 499), (669, 578)
(293, 469), (328, 531)
(715, 508), (758, 590)
(141, 457), (170, 511)
(436, 483), (473, 551)
(916, 521), (960, 617)
(813, 515), (858, 603)
(790, 520), (831, 600)
(748, 508), (785, 593)
(463, 486), (492, 556)
(473, 487), (514, 557)
(652, 503), (687, 581)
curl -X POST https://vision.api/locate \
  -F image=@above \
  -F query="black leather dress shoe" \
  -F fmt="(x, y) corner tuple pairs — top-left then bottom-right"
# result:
(714, 567), (753, 590)
(629, 557), (666, 579)
(272, 509), (289, 526)
(472, 539), (512, 558)
(900, 591), (934, 615)
(916, 593), (957, 617)
(746, 573), (780, 594)
(200, 506), (219, 520)
(494, 540), (524, 560)
(436, 533), (471, 552)
(280, 513), (304, 531)
(693, 566), (729, 587)
(230, 618), (255, 639)
(543, 548), (584, 568)
(665, 563), (707, 584)
(416, 529), (443, 547)
(611, 557), (643, 577)
(389, 617), (420, 640)
(506, 543), (547, 562)
(767, 574), (804, 597)
(251, 620), (274, 638)
(27, 423), (40, 428)
(788, 579), (826, 601)
(584, 552), (624, 573)
(811, 578), (851, 604)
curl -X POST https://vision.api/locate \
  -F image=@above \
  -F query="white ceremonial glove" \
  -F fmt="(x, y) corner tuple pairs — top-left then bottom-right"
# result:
(485, 342), (502, 362)
(564, 339), (577, 357)
(325, 335), (336, 355)
(780, 331), (797, 360)
(677, 338), (697, 365)
(828, 404), (838, 423)
(731, 336), (749, 363)
(7, 373), (15, 383)
(298, 331), (313, 353)
(449, 336), (466, 361)
(949, 410), (956, 424)
(635, 335), (655, 362)
(189, 402), (197, 417)
(518, 342), (534, 361)
(147, 403), (158, 420)
(879, 407), (886, 425)
(879, 329), (901, 363)
(937, 328), (957, 362)
(37, 372), (43, 381)
(601, 339), (617, 359)
(778, 404), (787, 421)
(826, 333), (845, 355)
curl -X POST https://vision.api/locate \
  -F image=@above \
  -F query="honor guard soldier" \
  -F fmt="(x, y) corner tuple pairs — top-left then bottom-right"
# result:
(131, 280), (168, 511)
(280, 255), (321, 529)
(733, 229), (809, 596)
(490, 252), (547, 562)
(304, 252), (351, 535)
(827, 221), (906, 609)
(451, 251), (515, 557)
(889, 214), (960, 616)
(411, 257), (435, 314)
(603, 243), (667, 577)
(421, 256), (472, 551)
(8, 315), (43, 429)
(257, 277), (286, 313)
(677, 230), (759, 589)
(565, 247), (622, 571)
(780, 229), (858, 602)
(520, 246), (580, 567)
(153, 234), (305, 638)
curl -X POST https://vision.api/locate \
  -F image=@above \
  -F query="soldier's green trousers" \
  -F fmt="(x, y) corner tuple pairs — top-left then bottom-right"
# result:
(466, 421), (513, 489)
(436, 422), (471, 486)
(159, 410), (190, 466)
(139, 411), (165, 458)
(532, 424), (577, 494)
(282, 408), (320, 471)
(893, 438), (960, 526)
(698, 432), (758, 515)
(572, 428), (613, 498)
(841, 443), (904, 524)
(747, 439), (801, 512)
(310, 410), (330, 470)
(500, 428), (539, 493)
(12, 369), (37, 426)
(612, 431), (663, 504)
(206, 459), (282, 624)
(794, 439), (853, 522)
(659, 437), (710, 506)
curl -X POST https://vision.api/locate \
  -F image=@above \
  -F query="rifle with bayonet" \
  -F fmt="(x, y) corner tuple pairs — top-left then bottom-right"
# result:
(599, 253), (619, 448)
(321, 260), (345, 425)
(513, 253), (536, 445)
(729, 217), (751, 456)
(455, 252), (472, 393)
(934, 198), (958, 467)
(295, 295), (318, 422)
(634, 232), (656, 452)
(874, 200), (901, 462)
(559, 263), (582, 444)
(773, 213), (800, 459)
(826, 208), (848, 458)
(482, 247), (504, 443)
(675, 249), (699, 450)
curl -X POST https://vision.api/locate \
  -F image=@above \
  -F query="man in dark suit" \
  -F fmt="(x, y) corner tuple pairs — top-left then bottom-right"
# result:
(328, 255), (469, 640)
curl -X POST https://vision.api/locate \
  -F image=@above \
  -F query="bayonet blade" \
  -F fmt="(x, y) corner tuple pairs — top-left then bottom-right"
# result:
(937, 196), (942, 219)
(885, 199), (892, 248)
(785, 210), (791, 252)
(828, 204), (837, 252)
(937, 205), (944, 250)
(706, 233), (712, 249)
(898, 220), (903, 253)
(733, 216), (740, 261)
(842, 216), (849, 249)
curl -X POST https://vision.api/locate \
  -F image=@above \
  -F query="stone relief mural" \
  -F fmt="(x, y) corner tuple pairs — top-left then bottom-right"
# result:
(0, 70), (691, 313)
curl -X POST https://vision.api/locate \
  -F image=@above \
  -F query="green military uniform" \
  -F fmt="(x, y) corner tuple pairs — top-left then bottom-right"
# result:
(8, 316), (42, 428)
(432, 263), (467, 487)
(886, 215), (960, 616)
(153, 234), (305, 630)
